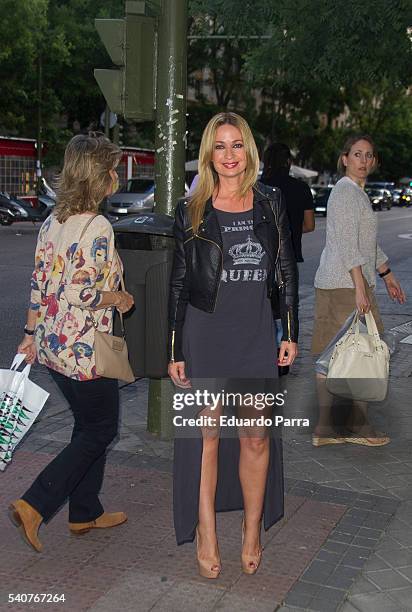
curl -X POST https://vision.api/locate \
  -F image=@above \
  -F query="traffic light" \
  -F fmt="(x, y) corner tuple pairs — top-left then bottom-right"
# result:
(112, 123), (124, 146)
(94, 1), (156, 121)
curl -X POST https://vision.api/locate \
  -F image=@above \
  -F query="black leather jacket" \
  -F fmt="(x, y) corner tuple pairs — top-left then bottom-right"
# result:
(167, 182), (299, 362)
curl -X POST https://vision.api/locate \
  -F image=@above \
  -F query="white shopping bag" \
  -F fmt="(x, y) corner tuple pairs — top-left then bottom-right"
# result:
(0, 354), (49, 471)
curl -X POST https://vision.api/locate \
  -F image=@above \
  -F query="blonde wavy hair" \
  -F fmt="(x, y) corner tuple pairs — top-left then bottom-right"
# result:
(189, 112), (260, 233)
(54, 133), (122, 223)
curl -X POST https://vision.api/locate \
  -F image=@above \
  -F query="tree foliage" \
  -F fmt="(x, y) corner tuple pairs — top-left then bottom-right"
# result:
(0, 0), (411, 177)
(0, 0), (48, 133)
(188, 0), (412, 178)
(0, 0), (127, 162)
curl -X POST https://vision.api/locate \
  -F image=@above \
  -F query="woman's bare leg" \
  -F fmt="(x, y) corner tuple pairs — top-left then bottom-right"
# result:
(313, 373), (336, 436)
(350, 401), (385, 437)
(197, 404), (221, 566)
(238, 401), (270, 557)
(239, 434), (269, 555)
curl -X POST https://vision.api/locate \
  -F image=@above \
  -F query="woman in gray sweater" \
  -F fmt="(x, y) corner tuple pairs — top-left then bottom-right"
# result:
(312, 135), (405, 447)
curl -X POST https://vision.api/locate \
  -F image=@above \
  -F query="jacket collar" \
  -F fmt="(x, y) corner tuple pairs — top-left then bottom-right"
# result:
(203, 196), (214, 217)
(253, 182), (272, 203)
(202, 183), (272, 220)
(196, 184), (275, 262)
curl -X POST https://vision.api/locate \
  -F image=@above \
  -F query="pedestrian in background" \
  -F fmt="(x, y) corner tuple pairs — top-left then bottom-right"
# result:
(9, 133), (134, 552)
(261, 142), (315, 374)
(261, 143), (315, 262)
(168, 112), (299, 578)
(311, 134), (406, 447)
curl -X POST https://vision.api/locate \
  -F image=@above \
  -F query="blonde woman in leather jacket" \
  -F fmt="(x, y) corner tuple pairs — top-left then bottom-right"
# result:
(167, 112), (299, 578)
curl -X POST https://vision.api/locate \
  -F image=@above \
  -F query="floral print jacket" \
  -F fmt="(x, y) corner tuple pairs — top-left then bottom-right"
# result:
(30, 213), (122, 380)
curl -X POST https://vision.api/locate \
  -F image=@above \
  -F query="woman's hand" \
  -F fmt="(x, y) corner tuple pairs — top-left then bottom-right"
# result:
(168, 361), (191, 388)
(355, 285), (371, 314)
(384, 273), (406, 304)
(278, 341), (298, 367)
(350, 267), (370, 314)
(114, 291), (134, 313)
(17, 336), (36, 365)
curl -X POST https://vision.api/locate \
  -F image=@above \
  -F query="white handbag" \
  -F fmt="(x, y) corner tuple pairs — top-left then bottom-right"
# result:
(326, 311), (390, 402)
(0, 354), (50, 470)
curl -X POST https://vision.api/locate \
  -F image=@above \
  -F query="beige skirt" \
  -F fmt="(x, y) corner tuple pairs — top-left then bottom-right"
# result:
(311, 285), (384, 355)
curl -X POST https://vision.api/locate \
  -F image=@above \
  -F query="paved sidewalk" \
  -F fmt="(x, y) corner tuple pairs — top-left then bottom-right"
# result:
(1, 275), (412, 611)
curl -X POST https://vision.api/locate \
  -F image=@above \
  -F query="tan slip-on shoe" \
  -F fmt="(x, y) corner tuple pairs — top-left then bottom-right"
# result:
(312, 435), (347, 447)
(8, 499), (43, 552)
(69, 511), (127, 535)
(345, 434), (390, 447)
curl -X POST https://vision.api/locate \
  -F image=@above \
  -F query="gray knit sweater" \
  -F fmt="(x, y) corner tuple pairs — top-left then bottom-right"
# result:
(314, 177), (388, 289)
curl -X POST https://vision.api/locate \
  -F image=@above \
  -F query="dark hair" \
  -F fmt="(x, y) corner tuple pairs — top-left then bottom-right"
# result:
(261, 143), (292, 181)
(337, 134), (378, 175)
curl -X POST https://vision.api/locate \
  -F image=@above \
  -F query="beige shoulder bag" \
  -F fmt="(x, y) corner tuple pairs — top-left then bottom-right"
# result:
(76, 215), (135, 383)
(326, 311), (389, 402)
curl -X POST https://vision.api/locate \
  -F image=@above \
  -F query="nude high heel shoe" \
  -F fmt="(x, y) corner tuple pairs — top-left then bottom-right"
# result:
(241, 516), (263, 575)
(196, 526), (221, 579)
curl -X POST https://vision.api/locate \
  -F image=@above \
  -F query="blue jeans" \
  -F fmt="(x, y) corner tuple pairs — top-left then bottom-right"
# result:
(22, 369), (119, 522)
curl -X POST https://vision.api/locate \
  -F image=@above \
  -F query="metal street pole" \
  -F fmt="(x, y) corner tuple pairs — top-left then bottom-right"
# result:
(154, 0), (187, 215)
(112, 123), (120, 145)
(104, 105), (110, 138)
(147, 0), (188, 436)
(36, 52), (43, 194)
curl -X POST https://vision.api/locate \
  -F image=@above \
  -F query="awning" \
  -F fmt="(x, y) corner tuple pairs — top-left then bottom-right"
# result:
(290, 165), (318, 179)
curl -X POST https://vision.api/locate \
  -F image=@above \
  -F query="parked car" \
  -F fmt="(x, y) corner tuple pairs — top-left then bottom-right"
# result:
(399, 188), (412, 207)
(366, 181), (395, 191)
(391, 189), (403, 206)
(365, 188), (393, 211)
(105, 177), (189, 216)
(106, 178), (155, 216)
(313, 187), (332, 216)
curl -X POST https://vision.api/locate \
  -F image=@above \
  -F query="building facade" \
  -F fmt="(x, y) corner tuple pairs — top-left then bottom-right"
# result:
(0, 137), (155, 196)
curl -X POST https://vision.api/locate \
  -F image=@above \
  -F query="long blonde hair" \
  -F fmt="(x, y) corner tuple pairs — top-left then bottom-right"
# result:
(54, 133), (122, 223)
(188, 112), (260, 233)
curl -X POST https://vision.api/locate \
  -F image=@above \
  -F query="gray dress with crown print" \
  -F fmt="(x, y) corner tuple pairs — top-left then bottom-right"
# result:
(182, 208), (277, 378)
(174, 208), (283, 546)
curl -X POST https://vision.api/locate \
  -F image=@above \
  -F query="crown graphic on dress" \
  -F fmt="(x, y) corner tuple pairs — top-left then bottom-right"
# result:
(228, 236), (265, 265)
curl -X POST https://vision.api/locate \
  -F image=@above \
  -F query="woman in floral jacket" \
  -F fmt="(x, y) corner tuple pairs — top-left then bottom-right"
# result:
(9, 133), (134, 552)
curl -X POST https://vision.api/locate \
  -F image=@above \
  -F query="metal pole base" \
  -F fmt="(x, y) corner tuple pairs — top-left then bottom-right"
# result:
(147, 378), (175, 439)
